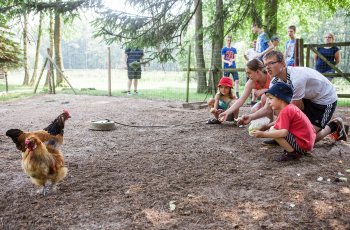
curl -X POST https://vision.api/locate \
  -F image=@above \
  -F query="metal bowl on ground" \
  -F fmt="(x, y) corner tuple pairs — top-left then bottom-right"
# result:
(89, 119), (116, 131)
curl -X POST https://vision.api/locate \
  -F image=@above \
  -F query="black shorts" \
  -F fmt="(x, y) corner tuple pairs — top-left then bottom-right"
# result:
(127, 67), (142, 79)
(285, 132), (306, 154)
(302, 99), (337, 129)
(223, 71), (239, 80)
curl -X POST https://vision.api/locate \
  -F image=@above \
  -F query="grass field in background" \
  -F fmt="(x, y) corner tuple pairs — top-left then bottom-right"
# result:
(1, 69), (350, 106)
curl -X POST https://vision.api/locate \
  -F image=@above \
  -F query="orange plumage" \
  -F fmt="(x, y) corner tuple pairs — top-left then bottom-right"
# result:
(22, 135), (68, 195)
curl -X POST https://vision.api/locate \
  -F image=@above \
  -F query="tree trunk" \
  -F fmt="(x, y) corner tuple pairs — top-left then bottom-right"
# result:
(22, 11), (29, 85)
(54, 0), (64, 86)
(45, 1), (55, 87)
(264, 0), (278, 37)
(194, 0), (206, 93)
(210, 0), (224, 89)
(29, 12), (44, 86)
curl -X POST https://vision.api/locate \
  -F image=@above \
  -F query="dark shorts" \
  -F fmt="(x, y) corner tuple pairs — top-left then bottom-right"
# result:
(127, 67), (142, 79)
(223, 71), (239, 80)
(285, 132), (306, 154)
(302, 99), (337, 129)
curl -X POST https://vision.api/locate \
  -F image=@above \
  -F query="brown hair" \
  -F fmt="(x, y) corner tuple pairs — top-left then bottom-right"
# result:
(288, 25), (296, 32)
(246, 59), (266, 73)
(263, 50), (285, 63)
(218, 88), (235, 100)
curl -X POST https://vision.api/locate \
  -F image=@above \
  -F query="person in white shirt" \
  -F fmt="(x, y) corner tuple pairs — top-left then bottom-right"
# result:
(244, 40), (259, 61)
(238, 51), (347, 143)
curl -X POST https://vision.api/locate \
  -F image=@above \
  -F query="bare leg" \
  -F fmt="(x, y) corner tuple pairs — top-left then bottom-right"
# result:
(274, 137), (294, 152)
(133, 79), (138, 92)
(315, 125), (329, 142)
(207, 98), (215, 108)
(127, 79), (132, 92)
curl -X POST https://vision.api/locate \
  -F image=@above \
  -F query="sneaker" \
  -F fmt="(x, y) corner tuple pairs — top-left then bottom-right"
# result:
(262, 139), (279, 146)
(134, 91), (140, 95)
(329, 117), (348, 141)
(206, 118), (221, 124)
(275, 150), (301, 162)
(127, 91), (132, 96)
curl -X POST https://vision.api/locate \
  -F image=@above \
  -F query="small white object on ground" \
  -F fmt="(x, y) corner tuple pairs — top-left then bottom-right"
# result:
(248, 117), (270, 136)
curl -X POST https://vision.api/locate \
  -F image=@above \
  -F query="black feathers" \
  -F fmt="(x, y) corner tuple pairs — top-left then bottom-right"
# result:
(5, 129), (24, 150)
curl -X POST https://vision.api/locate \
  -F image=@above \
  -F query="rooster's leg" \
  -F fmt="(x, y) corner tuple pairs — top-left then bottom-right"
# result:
(42, 184), (49, 196)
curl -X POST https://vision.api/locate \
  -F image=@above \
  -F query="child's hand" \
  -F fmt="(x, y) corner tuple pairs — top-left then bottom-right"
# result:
(251, 130), (265, 138)
(218, 112), (227, 122)
(215, 109), (223, 116)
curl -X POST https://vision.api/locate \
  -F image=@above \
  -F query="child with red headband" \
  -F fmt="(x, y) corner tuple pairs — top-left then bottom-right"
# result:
(207, 77), (238, 124)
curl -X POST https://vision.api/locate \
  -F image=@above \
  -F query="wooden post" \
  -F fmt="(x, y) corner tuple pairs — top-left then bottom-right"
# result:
(5, 70), (8, 93)
(108, 47), (111, 96)
(299, 38), (304, 66)
(46, 55), (77, 95)
(34, 58), (48, 93)
(294, 39), (299, 66)
(47, 48), (53, 94)
(186, 44), (191, 103)
(48, 48), (56, 94)
(306, 45), (310, 67)
(210, 68), (216, 97)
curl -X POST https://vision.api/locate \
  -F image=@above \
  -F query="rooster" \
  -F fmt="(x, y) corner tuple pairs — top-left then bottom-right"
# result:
(22, 135), (68, 196)
(6, 110), (71, 152)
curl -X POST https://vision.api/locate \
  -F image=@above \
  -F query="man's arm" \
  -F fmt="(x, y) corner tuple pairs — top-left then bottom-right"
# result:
(222, 54), (231, 66)
(291, 99), (304, 110)
(335, 50), (341, 65)
(256, 41), (274, 59)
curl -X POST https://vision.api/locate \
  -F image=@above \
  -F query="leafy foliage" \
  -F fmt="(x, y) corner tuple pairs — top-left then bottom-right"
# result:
(0, 18), (21, 69)
(92, 0), (196, 62)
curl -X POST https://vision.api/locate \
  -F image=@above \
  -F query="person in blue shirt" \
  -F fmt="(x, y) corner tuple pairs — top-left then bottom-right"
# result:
(125, 48), (144, 95)
(285, 25), (296, 66)
(314, 33), (341, 81)
(251, 23), (274, 61)
(221, 36), (240, 98)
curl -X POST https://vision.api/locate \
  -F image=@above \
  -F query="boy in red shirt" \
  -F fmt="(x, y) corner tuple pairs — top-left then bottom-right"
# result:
(251, 82), (316, 161)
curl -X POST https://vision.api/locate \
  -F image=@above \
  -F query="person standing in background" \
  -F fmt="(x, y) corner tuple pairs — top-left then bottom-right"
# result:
(314, 32), (341, 82)
(221, 35), (240, 98)
(125, 48), (144, 96)
(251, 23), (274, 60)
(285, 25), (296, 66)
(244, 40), (259, 61)
(271, 36), (280, 51)
(244, 40), (260, 105)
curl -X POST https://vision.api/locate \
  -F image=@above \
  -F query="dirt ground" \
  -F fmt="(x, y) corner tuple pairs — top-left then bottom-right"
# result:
(0, 94), (349, 230)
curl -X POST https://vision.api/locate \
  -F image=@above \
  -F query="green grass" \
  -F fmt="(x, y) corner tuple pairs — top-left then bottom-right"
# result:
(57, 87), (210, 102)
(2, 82), (350, 108)
(2, 68), (350, 107)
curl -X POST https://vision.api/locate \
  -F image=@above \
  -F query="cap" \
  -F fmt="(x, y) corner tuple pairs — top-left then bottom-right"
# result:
(217, 77), (233, 88)
(271, 36), (279, 42)
(265, 82), (293, 104)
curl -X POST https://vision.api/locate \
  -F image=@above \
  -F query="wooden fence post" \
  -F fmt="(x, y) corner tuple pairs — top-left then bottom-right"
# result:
(186, 45), (191, 103)
(33, 57), (48, 93)
(108, 47), (111, 96)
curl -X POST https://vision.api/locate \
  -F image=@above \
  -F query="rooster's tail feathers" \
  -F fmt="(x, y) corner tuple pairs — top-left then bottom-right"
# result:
(6, 129), (23, 141)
